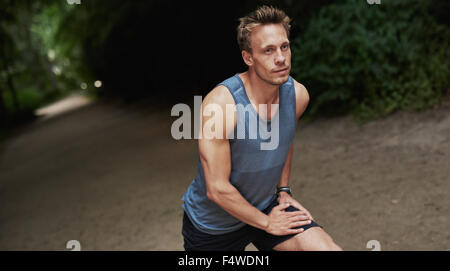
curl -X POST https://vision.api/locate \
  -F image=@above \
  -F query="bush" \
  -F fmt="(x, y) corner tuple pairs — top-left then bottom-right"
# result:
(291, 0), (450, 121)
(2, 87), (44, 114)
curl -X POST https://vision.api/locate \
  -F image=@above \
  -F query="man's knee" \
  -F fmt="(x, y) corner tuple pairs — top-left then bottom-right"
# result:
(310, 238), (343, 251)
(300, 229), (343, 251)
(274, 227), (343, 251)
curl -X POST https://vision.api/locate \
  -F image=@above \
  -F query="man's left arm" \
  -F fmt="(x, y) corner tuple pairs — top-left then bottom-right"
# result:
(276, 79), (313, 220)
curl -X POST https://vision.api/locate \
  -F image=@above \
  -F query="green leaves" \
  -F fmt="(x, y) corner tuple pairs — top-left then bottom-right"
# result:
(291, 0), (450, 122)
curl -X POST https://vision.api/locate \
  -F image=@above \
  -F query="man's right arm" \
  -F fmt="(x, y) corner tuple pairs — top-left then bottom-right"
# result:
(199, 86), (308, 236)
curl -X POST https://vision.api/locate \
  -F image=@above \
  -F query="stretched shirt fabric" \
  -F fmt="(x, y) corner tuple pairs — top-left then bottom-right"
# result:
(182, 73), (297, 235)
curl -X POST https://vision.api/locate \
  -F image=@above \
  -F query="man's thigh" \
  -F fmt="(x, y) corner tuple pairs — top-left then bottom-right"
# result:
(182, 212), (251, 251)
(273, 226), (342, 251)
(249, 196), (322, 251)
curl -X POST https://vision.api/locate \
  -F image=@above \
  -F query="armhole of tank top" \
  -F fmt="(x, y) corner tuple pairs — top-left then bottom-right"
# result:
(288, 76), (298, 130)
(215, 81), (238, 141)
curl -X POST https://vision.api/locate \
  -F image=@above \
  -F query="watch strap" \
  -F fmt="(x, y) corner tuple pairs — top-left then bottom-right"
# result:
(276, 186), (292, 195)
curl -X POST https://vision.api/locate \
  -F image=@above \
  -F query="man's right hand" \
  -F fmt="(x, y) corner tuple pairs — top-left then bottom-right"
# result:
(265, 203), (312, 236)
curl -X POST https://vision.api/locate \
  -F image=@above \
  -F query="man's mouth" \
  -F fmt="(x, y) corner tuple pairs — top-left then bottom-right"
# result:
(273, 67), (289, 73)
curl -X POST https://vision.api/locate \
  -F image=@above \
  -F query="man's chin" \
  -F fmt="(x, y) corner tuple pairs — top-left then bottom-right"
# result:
(256, 70), (290, 86)
(270, 75), (290, 86)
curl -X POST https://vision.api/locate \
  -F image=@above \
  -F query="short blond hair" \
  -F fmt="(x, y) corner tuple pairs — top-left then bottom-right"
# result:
(237, 5), (291, 52)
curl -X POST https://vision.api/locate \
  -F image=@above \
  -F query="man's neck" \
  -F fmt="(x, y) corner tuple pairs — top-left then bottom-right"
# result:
(241, 70), (280, 106)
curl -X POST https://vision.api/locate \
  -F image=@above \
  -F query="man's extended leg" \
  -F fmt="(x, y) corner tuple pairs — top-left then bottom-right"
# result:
(273, 227), (342, 251)
(249, 196), (342, 251)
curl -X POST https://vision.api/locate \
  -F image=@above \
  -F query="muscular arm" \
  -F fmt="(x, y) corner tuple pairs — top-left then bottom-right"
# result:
(199, 85), (269, 230)
(277, 79), (310, 188)
(276, 80), (314, 220)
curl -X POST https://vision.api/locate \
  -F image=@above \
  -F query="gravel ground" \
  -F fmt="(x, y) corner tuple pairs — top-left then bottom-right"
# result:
(0, 95), (449, 251)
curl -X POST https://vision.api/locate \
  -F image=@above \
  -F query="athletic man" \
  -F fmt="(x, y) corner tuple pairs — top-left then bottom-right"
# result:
(181, 6), (342, 251)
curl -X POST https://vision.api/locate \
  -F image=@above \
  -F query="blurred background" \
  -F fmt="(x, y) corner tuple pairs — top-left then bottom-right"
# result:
(0, 0), (449, 250)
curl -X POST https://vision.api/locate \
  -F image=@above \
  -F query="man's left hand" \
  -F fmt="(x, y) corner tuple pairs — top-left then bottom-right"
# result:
(277, 192), (314, 221)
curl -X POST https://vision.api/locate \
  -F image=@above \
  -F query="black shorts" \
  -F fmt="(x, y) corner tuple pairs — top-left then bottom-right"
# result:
(182, 195), (321, 251)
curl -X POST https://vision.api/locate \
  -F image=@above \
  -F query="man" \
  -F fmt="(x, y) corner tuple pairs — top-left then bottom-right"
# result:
(181, 5), (342, 251)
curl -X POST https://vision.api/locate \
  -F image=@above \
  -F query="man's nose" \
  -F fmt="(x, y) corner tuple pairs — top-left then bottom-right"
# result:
(275, 49), (285, 65)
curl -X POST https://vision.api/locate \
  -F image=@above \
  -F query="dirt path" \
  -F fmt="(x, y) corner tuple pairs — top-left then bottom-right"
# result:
(0, 96), (449, 250)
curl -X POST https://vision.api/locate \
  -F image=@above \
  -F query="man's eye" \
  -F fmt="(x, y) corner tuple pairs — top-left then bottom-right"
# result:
(265, 48), (272, 53)
(282, 44), (289, 50)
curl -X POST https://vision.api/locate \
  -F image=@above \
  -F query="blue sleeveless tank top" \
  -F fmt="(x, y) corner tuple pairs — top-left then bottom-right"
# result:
(182, 73), (297, 235)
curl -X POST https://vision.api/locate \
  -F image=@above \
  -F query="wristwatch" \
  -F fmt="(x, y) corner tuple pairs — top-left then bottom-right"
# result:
(276, 186), (292, 196)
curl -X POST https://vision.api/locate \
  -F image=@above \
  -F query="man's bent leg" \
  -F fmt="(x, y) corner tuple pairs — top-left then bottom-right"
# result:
(273, 227), (343, 251)
(182, 212), (251, 251)
(249, 195), (324, 251)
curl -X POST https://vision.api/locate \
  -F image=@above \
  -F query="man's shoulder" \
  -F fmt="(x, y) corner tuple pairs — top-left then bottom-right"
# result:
(291, 78), (308, 99)
(200, 84), (237, 139)
(291, 78), (310, 118)
(203, 84), (236, 108)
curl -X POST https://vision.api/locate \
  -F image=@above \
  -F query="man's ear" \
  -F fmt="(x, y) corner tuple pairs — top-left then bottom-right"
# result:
(242, 50), (253, 67)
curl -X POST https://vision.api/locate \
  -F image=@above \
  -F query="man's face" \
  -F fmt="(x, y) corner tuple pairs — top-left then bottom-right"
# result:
(247, 23), (291, 86)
